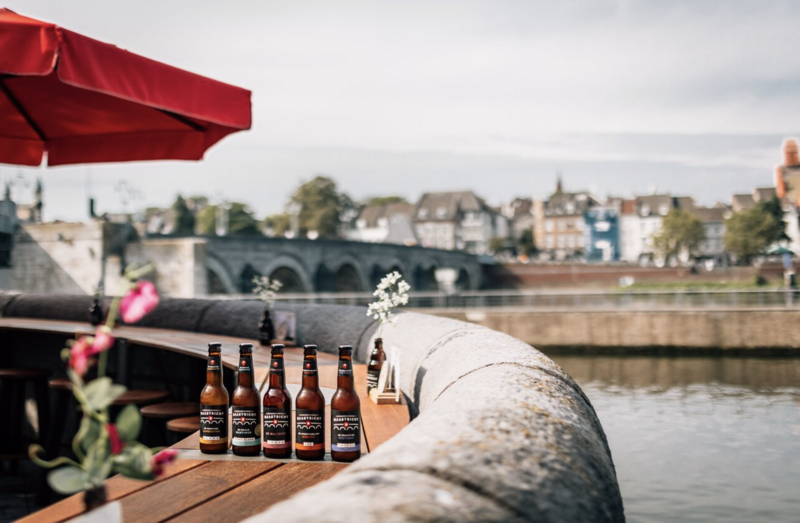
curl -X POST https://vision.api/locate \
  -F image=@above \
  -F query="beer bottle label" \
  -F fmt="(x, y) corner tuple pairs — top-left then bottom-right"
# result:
(207, 356), (221, 371)
(338, 359), (353, 377)
(238, 354), (252, 373)
(331, 409), (361, 452)
(367, 369), (379, 391)
(263, 406), (291, 450)
(199, 404), (228, 444)
(231, 406), (260, 447)
(295, 409), (324, 451)
(302, 358), (318, 376)
(269, 357), (284, 375)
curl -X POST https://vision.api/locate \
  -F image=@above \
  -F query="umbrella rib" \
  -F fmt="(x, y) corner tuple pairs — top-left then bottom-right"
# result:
(157, 109), (206, 132)
(0, 76), (47, 142)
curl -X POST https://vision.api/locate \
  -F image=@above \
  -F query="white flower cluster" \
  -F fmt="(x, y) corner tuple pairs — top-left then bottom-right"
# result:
(367, 271), (410, 325)
(252, 276), (283, 309)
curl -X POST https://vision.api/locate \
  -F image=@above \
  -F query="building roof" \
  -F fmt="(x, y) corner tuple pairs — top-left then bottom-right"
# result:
(634, 194), (673, 217)
(357, 202), (414, 228)
(414, 191), (492, 222)
(620, 199), (636, 215)
(691, 206), (726, 223)
(674, 196), (695, 210)
(503, 197), (532, 220)
(753, 187), (777, 202)
(731, 193), (755, 211)
(543, 191), (597, 216)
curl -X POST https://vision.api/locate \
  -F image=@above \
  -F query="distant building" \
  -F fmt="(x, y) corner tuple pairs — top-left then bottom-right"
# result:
(533, 180), (599, 259)
(15, 178), (43, 224)
(583, 206), (619, 262)
(618, 194), (682, 263)
(413, 191), (503, 254)
(501, 198), (533, 242)
(731, 187), (775, 212)
(690, 205), (728, 260)
(346, 202), (417, 245)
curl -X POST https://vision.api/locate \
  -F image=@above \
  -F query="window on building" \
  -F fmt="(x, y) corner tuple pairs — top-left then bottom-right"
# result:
(545, 220), (554, 232)
(546, 235), (554, 248)
(436, 207), (448, 219)
(418, 208), (429, 219)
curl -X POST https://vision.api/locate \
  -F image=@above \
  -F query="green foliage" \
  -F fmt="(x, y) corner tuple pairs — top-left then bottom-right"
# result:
(288, 175), (352, 238)
(518, 228), (537, 255)
(753, 272), (768, 286)
(366, 195), (407, 206)
(489, 236), (508, 253)
(171, 195), (195, 235)
(196, 202), (261, 236)
(82, 377), (126, 411)
(116, 404), (142, 442)
(724, 206), (780, 263)
(48, 466), (90, 494)
(263, 213), (291, 237)
(651, 208), (705, 259)
(756, 196), (788, 243)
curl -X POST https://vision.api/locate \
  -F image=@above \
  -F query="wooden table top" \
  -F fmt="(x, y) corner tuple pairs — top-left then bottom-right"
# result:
(1, 318), (410, 523)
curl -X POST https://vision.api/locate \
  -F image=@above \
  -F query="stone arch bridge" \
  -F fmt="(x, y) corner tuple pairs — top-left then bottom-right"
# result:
(199, 237), (481, 295)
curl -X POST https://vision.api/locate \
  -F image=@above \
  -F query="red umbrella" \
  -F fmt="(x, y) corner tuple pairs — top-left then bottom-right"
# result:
(0, 8), (251, 167)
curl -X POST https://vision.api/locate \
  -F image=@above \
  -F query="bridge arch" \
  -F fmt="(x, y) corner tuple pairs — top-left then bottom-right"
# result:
(205, 254), (236, 295)
(262, 255), (312, 293)
(239, 263), (262, 293)
(457, 266), (471, 290)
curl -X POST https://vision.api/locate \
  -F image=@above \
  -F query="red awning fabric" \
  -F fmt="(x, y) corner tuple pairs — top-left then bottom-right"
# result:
(0, 8), (251, 166)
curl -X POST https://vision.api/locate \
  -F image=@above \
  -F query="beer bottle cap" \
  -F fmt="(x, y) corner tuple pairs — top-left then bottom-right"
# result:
(239, 343), (254, 354)
(271, 343), (285, 353)
(303, 344), (317, 355)
(338, 345), (353, 352)
(208, 342), (222, 353)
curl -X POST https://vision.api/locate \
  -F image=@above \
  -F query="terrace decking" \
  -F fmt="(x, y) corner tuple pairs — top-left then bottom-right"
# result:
(0, 318), (409, 523)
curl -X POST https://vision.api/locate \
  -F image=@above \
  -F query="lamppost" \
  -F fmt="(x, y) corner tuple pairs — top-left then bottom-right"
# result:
(286, 201), (301, 239)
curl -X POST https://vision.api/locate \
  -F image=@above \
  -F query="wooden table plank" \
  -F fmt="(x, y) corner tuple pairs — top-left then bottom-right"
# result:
(118, 461), (280, 523)
(17, 459), (206, 523)
(353, 365), (410, 451)
(167, 462), (346, 523)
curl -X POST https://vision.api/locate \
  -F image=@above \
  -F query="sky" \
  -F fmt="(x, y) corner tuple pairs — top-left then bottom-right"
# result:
(5, 0), (800, 221)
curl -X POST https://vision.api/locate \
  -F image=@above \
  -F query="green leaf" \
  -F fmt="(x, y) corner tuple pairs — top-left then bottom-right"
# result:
(83, 378), (126, 411)
(116, 405), (142, 442)
(78, 417), (102, 452)
(48, 466), (89, 494)
(113, 443), (155, 480)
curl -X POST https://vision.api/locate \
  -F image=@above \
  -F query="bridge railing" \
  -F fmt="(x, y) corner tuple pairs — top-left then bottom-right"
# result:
(203, 288), (800, 309)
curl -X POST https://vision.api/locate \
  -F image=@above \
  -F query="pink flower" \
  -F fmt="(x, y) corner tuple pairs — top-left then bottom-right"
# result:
(120, 281), (159, 324)
(68, 329), (115, 376)
(151, 448), (178, 478)
(68, 337), (93, 376)
(107, 424), (124, 455)
(93, 326), (115, 352)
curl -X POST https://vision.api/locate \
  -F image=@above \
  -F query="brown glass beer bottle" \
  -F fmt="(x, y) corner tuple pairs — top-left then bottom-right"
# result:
(367, 338), (385, 393)
(263, 344), (292, 458)
(200, 342), (229, 454)
(295, 344), (325, 460)
(232, 343), (261, 456)
(331, 345), (361, 462)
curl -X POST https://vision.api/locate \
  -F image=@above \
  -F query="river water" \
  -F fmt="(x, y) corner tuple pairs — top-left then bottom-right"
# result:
(550, 355), (800, 523)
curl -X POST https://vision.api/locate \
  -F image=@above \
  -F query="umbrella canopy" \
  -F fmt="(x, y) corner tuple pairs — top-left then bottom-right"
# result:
(0, 8), (251, 167)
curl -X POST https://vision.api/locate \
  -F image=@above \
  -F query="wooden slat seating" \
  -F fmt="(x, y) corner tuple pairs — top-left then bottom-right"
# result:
(140, 402), (199, 446)
(0, 368), (51, 463)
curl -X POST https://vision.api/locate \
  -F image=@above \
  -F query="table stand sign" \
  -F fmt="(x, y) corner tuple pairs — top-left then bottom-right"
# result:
(369, 342), (401, 405)
(66, 500), (122, 523)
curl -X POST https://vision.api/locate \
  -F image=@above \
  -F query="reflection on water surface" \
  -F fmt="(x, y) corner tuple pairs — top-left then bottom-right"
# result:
(551, 355), (800, 523)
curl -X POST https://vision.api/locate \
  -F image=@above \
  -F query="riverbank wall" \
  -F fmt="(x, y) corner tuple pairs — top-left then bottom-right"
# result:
(424, 308), (800, 352)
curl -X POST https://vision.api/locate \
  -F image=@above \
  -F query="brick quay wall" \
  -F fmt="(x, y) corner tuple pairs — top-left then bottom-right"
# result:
(424, 308), (800, 352)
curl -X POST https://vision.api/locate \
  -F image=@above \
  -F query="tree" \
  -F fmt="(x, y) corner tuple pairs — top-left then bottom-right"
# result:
(517, 228), (537, 256)
(757, 196), (788, 244)
(196, 202), (261, 236)
(725, 206), (780, 263)
(287, 176), (352, 238)
(171, 195), (195, 235)
(366, 196), (407, 206)
(263, 213), (291, 237)
(651, 208), (705, 260)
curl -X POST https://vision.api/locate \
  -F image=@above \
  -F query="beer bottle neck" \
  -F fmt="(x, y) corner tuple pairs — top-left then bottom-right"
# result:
(301, 356), (319, 389)
(337, 355), (354, 390)
(238, 354), (254, 388)
(268, 354), (286, 389)
(206, 352), (223, 385)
